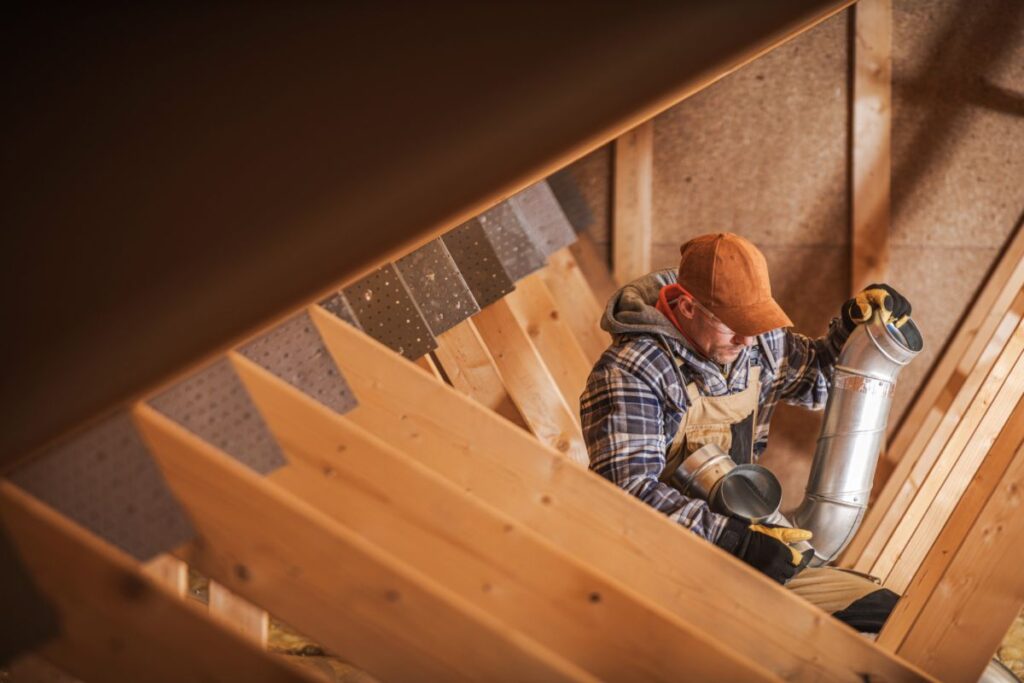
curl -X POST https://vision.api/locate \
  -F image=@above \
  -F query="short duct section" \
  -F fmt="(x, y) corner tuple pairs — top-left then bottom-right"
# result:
(789, 312), (923, 566)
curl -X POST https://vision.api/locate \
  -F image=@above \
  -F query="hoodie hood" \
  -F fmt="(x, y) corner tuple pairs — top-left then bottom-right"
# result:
(601, 268), (688, 344)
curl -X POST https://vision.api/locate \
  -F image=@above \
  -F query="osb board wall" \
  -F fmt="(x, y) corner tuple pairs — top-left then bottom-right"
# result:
(561, 0), (1024, 510)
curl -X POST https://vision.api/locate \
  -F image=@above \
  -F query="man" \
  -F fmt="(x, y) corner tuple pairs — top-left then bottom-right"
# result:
(580, 232), (909, 632)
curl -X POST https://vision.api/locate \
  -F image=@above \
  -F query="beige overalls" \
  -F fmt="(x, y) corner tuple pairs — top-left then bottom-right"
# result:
(660, 354), (888, 622)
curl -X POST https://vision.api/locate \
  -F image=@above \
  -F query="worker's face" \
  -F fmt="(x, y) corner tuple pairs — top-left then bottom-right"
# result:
(674, 296), (756, 365)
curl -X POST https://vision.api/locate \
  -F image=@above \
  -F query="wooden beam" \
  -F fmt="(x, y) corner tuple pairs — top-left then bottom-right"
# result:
(142, 555), (188, 597)
(133, 403), (591, 683)
(0, 481), (317, 683)
(613, 122), (654, 285)
(231, 351), (773, 683)
(414, 353), (446, 381)
(881, 225), (1024, 478)
(845, 289), (1024, 571)
(505, 273), (593, 417)
(850, 0), (892, 293)
(432, 321), (529, 429)
(869, 317), (1024, 589)
(877, 397), (1024, 681)
(471, 300), (590, 466)
(568, 233), (620, 312)
(308, 304), (935, 683)
(208, 581), (269, 646)
(541, 247), (611, 363)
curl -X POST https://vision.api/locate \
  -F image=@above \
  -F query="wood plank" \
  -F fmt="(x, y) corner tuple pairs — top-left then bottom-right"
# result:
(878, 393), (1024, 653)
(471, 300), (589, 466)
(0, 480), (317, 683)
(432, 320), (529, 430)
(209, 581), (269, 646)
(543, 247), (612, 363)
(845, 289), (1024, 571)
(878, 407), (1024, 682)
(612, 122), (654, 285)
(142, 555), (188, 597)
(882, 226), (1024, 479)
(850, 0), (892, 293)
(232, 352), (773, 683)
(133, 403), (590, 683)
(308, 304), (935, 683)
(869, 318), (1024, 588)
(568, 233), (619, 311)
(414, 353), (445, 381)
(505, 273), (593, 417)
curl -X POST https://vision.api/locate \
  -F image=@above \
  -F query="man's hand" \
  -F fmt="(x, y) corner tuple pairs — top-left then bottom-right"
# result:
(842, 283), (911, 332)
(716, 520), (814, 584)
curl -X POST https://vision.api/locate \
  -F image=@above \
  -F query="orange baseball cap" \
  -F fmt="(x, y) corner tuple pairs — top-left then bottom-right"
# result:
(677, 233), (793, 337)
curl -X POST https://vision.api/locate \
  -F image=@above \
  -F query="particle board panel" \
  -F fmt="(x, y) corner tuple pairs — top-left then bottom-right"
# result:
(442, 221), (516, 309)
(233, 353), (775, 683)
(8, 411), (195, 561)
(0, 481), (319, 683)
(308, 304), (935, 683)
(148, 358), (286, 476)
(341, 264), (437, 360)
(394, 239), (480, 336)
(134, 404), (593, 683)
(238, 311), (357, 415)
(477, 204), (547, 282)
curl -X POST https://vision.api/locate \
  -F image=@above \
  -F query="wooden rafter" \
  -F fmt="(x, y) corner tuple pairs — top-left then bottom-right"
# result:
(613, 122), (654, 285)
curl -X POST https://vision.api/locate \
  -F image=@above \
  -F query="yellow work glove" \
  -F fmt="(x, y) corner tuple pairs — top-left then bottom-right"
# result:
(842, 283), (912, 331)
(748, 524), (814, 566)
(716, 519), (814, 584)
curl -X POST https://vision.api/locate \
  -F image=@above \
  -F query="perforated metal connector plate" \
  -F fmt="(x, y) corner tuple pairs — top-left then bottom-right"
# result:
(395, 239), (479, 335)
(442, 220), (515, 308)
(238, 311), (358, 414)
(148, 358), (287, 475)
(477, 202), (546, 281)
(9, 411), (197, 560)
(342, 264), (438, 359)
(318, 291), (362, 330)
(508, 180), (578, 256)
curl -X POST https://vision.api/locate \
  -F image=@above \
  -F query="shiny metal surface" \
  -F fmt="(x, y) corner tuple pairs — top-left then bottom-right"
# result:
(679, 443), (734, 499)
(791, 313), (923, 565)
(679, 443), (783, 523)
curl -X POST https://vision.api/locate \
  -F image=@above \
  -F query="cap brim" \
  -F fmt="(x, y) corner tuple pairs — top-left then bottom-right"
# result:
(711, 298), (793, 337)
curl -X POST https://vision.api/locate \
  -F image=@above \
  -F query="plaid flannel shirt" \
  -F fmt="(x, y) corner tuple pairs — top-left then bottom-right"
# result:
(580, 286), (850, 544)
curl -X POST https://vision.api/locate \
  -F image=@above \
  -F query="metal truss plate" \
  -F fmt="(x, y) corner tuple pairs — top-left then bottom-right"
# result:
(148, 358), (287, 475)
(442, 220), (515, 308)
(318, 291), (362, 330)
(342, 264), (437, 359)
(395, 239), (479, 335)
(508, 180), (578, 256)
(477, 202), (546, 281)
(9, 411), (197, 560)
(238, 311), (358, 414)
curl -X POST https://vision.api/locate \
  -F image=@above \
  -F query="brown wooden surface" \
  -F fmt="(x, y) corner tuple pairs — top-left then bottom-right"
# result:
(134, 403), (590, 683)
(432, 321), (529, 429)
(568, 235), (620, 315)
(2, 1), (856, 469)
(540, 248), (611, 363)
(869, 316), (1024, 588)
(472, 300), (589, 466)
(0, 481), (317, 683)
(878, 399), (1024, 682)
(233, 352), (773, 683)
(845, 289), (1024, 572)
(142, 555), (188, 597)
(309, 304), (935, 683)
(209, 581), (269, 646)
(850, 0), (892, 293)
(505, 273), (592, 417)
(613, 122), (654, 285)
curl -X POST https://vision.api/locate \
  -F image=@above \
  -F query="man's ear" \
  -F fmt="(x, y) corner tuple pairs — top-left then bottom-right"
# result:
(675, 296), (698, 321)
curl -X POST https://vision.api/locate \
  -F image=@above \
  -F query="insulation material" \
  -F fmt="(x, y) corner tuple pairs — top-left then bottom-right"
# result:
(148, 358), (287, 475)
(442, 220), (516, 308)
(238, 311), (358, 414)
(342, 264), (437, 359)
(394, 239), (479, 335)
(8, 411), (196, 560)
(318, 291), (362, 330)
(476, 203), (546, 281)
(508, 180), (578, 256)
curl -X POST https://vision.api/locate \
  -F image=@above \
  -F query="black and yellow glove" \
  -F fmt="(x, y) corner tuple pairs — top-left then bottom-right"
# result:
(716, 519), (814, 584)
(841, 283), (911, 332)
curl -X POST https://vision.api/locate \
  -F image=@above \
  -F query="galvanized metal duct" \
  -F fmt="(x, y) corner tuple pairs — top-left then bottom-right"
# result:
(789, 312), (923, 566)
